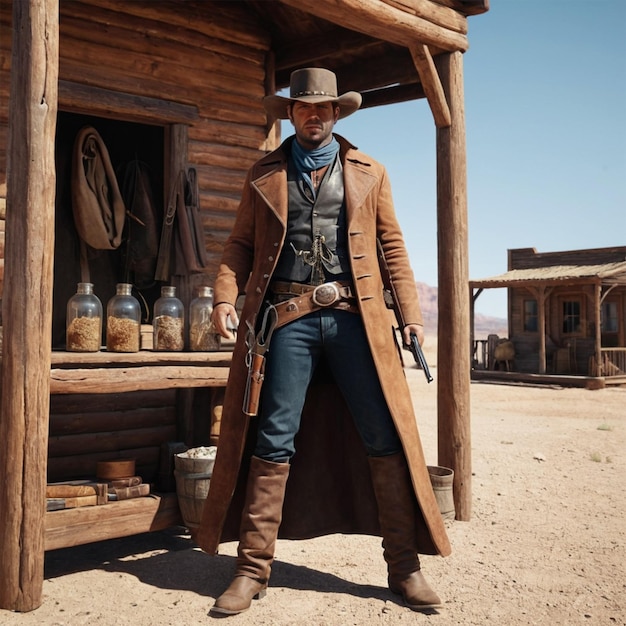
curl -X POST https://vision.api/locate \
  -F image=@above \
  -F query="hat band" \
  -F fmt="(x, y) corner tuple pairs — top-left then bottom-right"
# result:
(292, 90), (337, 98)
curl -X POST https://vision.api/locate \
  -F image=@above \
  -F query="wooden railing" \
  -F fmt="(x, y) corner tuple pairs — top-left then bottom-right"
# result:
(591, 348), (626, 377)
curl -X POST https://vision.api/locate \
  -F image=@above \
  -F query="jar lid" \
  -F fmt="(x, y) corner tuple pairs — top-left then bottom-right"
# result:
(197, 286), (214, 297)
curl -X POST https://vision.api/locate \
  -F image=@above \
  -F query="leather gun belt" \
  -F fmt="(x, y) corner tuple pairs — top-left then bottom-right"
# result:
(269, 280), (359, 329)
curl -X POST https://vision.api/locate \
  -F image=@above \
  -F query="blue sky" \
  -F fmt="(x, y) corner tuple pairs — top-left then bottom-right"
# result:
(333, 0), (626, 318)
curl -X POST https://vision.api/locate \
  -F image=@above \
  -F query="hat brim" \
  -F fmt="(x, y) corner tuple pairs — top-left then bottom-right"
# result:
(263, 92), (362, 120)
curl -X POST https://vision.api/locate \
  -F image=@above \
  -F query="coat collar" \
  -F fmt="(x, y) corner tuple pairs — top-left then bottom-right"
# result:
(251, 134), (378, 225)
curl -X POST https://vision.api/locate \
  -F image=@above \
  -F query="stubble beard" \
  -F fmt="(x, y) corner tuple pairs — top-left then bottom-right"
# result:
(297, 126), (333, 150)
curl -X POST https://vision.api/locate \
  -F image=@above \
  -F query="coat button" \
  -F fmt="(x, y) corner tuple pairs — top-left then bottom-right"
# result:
(268, 256), (274, 262)
(256, 287), (262, 294)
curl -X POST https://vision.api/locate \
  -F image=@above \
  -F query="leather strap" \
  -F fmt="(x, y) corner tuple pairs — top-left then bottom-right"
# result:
(270, 280), (353, 298)
(271, 283), (359, 329)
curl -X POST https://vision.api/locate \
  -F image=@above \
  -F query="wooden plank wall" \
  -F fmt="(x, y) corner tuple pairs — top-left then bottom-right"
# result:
(504, 248), (626, 374)
(0, 0), (276, 298)
(0, 0), (274, 488)
(48, 389), (178, 486)
(509, 246), (626, 270)
(509, 284), (609, 374)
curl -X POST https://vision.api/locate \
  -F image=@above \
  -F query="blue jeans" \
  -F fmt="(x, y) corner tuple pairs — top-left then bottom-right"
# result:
(255, 309), (402, 461)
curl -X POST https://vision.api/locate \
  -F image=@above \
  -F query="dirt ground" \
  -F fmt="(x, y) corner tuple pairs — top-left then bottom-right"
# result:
(2, 356), (625, 626)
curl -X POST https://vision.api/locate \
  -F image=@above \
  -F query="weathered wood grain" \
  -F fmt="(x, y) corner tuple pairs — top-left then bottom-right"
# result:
(278, 0), (469, 52)
(435, 51), (471, 521)
(50, 365), (230, 394)
(0, 0), (58, 611)
(44, 493), (182, 551)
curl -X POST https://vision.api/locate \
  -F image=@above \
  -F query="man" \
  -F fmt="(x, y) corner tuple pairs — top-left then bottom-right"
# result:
(195, 67), (450, 616)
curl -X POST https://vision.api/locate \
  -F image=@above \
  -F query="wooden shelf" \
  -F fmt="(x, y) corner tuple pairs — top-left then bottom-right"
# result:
(50, 350), (233, 366)
(44, 492), (183, 551)
(43, 352), (226, 550)
(50, 350), (233, 394)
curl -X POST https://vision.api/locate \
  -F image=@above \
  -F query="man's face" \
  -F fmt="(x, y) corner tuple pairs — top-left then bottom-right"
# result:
(288, 101), (339, 150)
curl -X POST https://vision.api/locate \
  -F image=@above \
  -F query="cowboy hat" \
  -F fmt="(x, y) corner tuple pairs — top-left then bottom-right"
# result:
(263, 68), (362, 120)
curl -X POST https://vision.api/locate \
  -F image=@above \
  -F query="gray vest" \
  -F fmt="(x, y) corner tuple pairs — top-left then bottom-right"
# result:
(273, 155), (351, 284)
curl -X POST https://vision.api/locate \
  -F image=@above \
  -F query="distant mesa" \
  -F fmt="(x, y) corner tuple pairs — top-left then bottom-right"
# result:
(416, 282), (507, 339)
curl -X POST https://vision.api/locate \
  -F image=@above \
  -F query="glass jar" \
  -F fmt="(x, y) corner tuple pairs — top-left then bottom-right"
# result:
(153, 285), (184, 351)
(189, 286), (221, 351)
(66, 282), (102, 352)
(106, 283), (141, 352)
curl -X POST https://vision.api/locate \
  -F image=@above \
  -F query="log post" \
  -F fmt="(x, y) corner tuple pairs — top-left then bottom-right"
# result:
(165, 124), (198, 453)
(537, 286), (547, 373)
(594, 283), (602, 376)
(0, 0), (58, 611)
(435, 51), (471, 521)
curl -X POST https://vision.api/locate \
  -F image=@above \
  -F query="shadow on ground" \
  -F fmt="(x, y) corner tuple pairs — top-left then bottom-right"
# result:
(43, 528), (426, 612)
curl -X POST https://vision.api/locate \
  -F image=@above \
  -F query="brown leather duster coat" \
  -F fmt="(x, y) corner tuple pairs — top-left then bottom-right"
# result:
(195, 134), (451, 558)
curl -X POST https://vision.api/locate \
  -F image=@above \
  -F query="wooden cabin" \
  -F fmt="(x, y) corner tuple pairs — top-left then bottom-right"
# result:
(0, 0), (488, 611)
(470, 246), (626, 387)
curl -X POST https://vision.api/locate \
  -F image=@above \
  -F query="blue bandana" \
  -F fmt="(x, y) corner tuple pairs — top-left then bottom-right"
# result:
(291, 137), (340, 199)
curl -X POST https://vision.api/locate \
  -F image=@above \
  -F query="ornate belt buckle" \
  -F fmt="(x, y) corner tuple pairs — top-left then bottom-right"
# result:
(312, 282), (340, 307)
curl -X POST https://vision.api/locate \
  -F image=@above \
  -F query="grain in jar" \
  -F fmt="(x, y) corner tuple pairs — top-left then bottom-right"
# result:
(153, 285), (184, 351)
(66, 282), (102, 352)
(189, 286), (221, 351)
(106, 283), (141, 352)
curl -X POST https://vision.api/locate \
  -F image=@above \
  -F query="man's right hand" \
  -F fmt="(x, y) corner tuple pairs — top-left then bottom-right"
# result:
(211, 302), (239, 340)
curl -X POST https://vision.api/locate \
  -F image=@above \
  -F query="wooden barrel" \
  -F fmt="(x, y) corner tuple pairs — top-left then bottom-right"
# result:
(174, 448), (216, 530)
(427, 465), (455, 520)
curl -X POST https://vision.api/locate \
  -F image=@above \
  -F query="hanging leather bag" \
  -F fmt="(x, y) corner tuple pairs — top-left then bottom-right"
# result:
(155, 168), (208, 280)
(71, 126), (126, 251)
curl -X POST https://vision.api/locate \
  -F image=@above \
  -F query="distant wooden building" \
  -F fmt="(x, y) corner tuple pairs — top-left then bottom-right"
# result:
(470, 246), (626, 385)
(0, 0), (488, 611)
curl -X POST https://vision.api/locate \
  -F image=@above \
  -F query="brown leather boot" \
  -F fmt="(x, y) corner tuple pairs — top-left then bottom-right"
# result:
(211, 456), (290, 616)
(368, 452), (442, 611)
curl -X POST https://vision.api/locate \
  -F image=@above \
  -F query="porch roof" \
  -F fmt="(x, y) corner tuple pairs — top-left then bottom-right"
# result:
(470, 261), (626, 289)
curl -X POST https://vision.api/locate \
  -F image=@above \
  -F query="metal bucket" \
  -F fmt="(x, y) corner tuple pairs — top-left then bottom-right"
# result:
(174, 447), (216, 530)
(427, 465), (455, 520)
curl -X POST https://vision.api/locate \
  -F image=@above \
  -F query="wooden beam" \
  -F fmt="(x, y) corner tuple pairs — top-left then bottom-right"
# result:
(469, 287), (482, 368)
(276, 44), (416, 93)
(351, 47), (416, 86)
(0, 0), (58, 612)
(275, 28), (380, 72)
(434, 51), (471, 521)
(524, 285), (548, 374)
(167, 123), (191, 303)
(594, 283), (602, 376)
(277, 0), (469, 52)
(361, 83), (427, 109)
(409, 44), (451, 127)
(434, 0), (490, 17)
(471, 369), (606, 390)
(58, 80), (199, 124)
(44, 493), (182, 551)
(381, 0), (468, 33)
(49, 350), (232, 367)
(50, 365), (230, 395)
